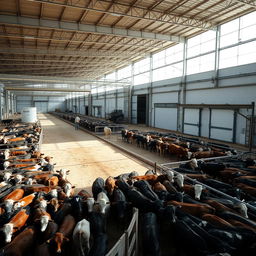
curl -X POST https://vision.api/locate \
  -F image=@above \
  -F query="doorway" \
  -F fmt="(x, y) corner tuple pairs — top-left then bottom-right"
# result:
(137, 94), (147, 124)
(85, 106), (89, 115)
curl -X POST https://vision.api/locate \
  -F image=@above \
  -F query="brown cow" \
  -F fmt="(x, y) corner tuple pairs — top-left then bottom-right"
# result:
(105, 176), (116, 196)
(2, 226), (36, 256)
(4, 188), (24, 201)
(15, 193), (36, 209)
(46, 176), (59, 187)
(50, 214), (76, 253)
(169, 143), (192, 159)
(3, 208), (30, 243)
(236, 183), (256, 196)
(167, 200), (215, 217)
(78, 189), (92, 201)
(201, 214), (233, 228)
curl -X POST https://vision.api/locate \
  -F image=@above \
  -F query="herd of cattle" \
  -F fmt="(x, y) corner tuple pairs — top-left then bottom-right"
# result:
(1, 119), (256, 256)
(53, 112), (124, 133)
(121, 129), (237, 160)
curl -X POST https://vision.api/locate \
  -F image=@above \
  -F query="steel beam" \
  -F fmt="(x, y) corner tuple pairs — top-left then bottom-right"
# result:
(225, 0), (256, 9)
(0, 32), (167, 49)
(26, 0), (215, 30)
(0, 47), (138, 58)
(5, 87), (91, 92)
(0, 74), (130, 85)
(0, 14), (185, 43)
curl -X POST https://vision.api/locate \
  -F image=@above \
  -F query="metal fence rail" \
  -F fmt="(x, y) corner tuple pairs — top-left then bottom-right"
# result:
(159, 155), (256, 212)
(106, 208), (139, 256)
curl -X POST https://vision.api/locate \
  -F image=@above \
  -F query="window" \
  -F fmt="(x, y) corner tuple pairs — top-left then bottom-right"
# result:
(219, 41), (256, 69)
(134, 57), (150, 75)
(105, 72), (116, 80)
(153, 63), (183, 82)
(187, 31), (216, 58)
(134, 72), (150, 85)
(117, 65), (132, 80)
(187, 53), (215, 75)
(166, 44), (183, 64)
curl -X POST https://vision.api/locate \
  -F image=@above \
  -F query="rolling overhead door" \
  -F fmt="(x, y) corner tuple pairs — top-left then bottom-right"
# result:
(131, 96), (137, 124)
(34, 101), (48, 113)
(154, 103), (177, 131)
(183, 108), (200, 136)
(210, 109), (234, 142)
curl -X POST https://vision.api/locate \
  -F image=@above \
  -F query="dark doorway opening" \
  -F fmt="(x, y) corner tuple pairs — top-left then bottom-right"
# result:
(137, 94), (147, 124)
(85, 106), (89, 115)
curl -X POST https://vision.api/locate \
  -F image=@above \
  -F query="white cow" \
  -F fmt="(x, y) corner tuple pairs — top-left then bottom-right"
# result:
(194, 184), (203, 200)
(104, 127), (112, 138)
(175, 173), (184, 188)
(96, 192), (110, 214)
(73, 219), (90, 256)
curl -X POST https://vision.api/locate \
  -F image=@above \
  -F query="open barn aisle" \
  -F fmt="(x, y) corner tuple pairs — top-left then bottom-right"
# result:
(39, 113), (148, 192)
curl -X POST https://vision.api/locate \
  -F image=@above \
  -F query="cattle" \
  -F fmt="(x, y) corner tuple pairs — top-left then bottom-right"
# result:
(14, 193), (36, 210)
(33, 208), (52, 232)
(4, 188), (24, 201)
(168, 200), (215, 217)
(202, 214), (233, 228)
(174, 173), (184, 188)
(4, 199), (14, 215)
(72, 219), (90, 256)
(46, 176), (59, 187)
(141, 212), (160, 256)
(96, 192), (110, 215)
(134, 180), (159, 201)
(78, 189), (92, 201)
(0, 226), (36, 256)
(3, 207), (30, 243)
(104, 126), (112, 138)
(70, 196), (83, 221)
(168, 143), (192, 159)
(54, 203), (72, 225)
(50, 214), (76, 254)
(86, 198), (95, 213)
(92, 177), (106, 199)
(88, 233), (108, 256)
(105, 176), (116, 197)
(112, 188), (129, 221)
(63, 182), (74, 197)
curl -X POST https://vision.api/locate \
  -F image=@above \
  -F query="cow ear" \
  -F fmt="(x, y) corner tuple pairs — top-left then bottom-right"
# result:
(72, 186), (75, 189)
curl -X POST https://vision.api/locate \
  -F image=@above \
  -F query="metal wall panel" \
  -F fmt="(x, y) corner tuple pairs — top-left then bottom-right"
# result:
(210, 109), (234, 142)
(183, 108), (200, 136)
(131, 96), (137, 124)
(35, 101), (48, 113)
(154, 108), (177, 131)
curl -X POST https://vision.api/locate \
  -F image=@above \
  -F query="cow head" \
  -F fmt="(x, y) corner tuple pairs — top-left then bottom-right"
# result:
(4, 199), (14, 214)
(166, 170), (174, 183)
(86, 198), (95, 213)
(49, 189), (58, 198)
(194, 184), (203, 200)
(39, 199), (48, 210)
(52, 232), (69, 254)
(49, 198), (60, 212)
(175, 173), (184, 188)
(15, 174), (23, 184)
(4, 149), (10, 159)
(40, 215), (50, 232)
(3, 223), (14, 243)
(3, 161), (10, 170)
(190, 158), (198, 169)
(64, 183), (72, 197)
(235, 202), (248, 218)
(187, 151), (193, 159)
(3, 171), (12, 181)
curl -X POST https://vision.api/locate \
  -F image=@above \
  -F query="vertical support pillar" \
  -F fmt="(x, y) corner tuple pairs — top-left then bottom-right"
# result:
(88, 93), (92, 116)
(0, 84), (4, 120)
(178, 40), (187, 133)
(5, 90), (9, 119)
(148, 53), (153, 127)
(249, 102), (255, 152)
(214, 26), (220, 88)
(233, 110), (237, 143)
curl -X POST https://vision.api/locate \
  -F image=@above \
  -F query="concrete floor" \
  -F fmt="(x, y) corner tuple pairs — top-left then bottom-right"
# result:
(39, 114), (149, 193)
